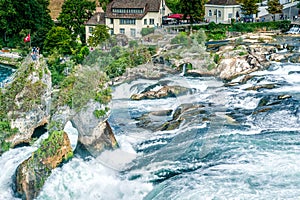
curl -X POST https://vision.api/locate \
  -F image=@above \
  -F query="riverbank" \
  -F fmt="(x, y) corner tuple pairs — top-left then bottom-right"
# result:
(0, 52), (22, 67)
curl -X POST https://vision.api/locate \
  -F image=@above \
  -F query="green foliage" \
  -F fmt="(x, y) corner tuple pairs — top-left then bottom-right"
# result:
(179, 0), (206, 22)
(110, 46), (123, 58)
(72, 46), (90, 64)
(95, 87), (112, 104)
(213, 54), (220, 64)
(105, 57), (129, 78)
(170, 32), (190, 46)
(26, 130), (73, 192)
(87, 25), (110, 47)
(43, 27), (74, 55)
(58, 0), (96, 44)
(99, 0), (113, 11)
(192, 21), (291, 39)
(0, 0), (53, 49)
(141, 28), (155, 36)
(93, 107), (110, 118)
(267, 0), (283, 16)
(165, 0), (181, 13)
(147, 45), (158, 56)
(235, 37), (244, 45)
(191, 29), (207, 45)
(239, 51), (247, 56)
(238, 0), (259, 16)
(129, 40), (138, 48)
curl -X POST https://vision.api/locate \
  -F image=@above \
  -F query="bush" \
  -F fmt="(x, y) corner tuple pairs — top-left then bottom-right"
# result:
(170, 32), (190, 46)
(141, 28), (155, 36)
(129, 40), (138, 48)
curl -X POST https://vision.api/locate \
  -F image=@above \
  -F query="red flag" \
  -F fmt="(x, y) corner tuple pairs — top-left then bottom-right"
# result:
(24, 34), (30, 42)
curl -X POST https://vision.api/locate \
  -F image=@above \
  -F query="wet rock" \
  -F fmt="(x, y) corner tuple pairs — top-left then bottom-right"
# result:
(131, 85), (191, 100)
(14, 131), (72, 200)
(71, 101), (118, 157)
(135, 109), (173, 131)
(245, 84), (276, 91)
(289, 54), (300, 63)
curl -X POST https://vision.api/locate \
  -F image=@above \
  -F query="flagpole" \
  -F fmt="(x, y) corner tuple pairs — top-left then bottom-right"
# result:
(29, 31), (31, 48)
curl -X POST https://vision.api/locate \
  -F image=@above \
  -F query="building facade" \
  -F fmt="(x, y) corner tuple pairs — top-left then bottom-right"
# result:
(205, 0), (241, 24)
(105, 0), (171, 38)
(85, 11), (106, 43)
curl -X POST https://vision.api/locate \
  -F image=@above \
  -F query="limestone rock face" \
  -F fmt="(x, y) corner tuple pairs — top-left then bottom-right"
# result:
(217, 56), (259, 81)
(7, 58), (52, 146)
(14, 131), (72, 200)
(71, 100), (118, 157)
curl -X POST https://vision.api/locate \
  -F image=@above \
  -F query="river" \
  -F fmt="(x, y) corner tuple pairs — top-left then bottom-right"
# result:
(0, 64), (14, 88)
(0, 60), (300, 199)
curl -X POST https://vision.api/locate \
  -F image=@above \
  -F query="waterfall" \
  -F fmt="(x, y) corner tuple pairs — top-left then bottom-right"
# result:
(180, 63), (187, 76)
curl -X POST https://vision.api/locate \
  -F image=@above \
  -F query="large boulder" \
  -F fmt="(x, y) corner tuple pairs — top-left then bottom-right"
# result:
(14, 130), (73, 200)
(71, 100), (118, 157)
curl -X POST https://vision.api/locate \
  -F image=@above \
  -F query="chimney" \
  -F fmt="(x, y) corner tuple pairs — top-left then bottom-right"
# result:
(97, 13), (100, 23)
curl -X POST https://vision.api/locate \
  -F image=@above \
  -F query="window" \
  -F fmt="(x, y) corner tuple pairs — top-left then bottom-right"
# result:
(120, 18), (136, 24)
(149, 18), (154, 25)
(120, 28), (125, 34)
(89, 27), (94, 33)
(110, 18), (113, 24)
(228, 13), (232, 18)
(208, 10), (212, 17)
(112, 8), (143, 14)
(110, 28), (114, 35)
(130, 28), (136, 37)
(218, 10), (221, 18)
(144, 19), (147, 25)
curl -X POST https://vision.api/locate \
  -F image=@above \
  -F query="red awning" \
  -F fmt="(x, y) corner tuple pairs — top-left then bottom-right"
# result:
(167, 14), (184, 19)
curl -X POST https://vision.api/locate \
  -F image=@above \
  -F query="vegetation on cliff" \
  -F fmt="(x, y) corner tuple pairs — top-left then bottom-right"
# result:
(0, 58), (51, 153)
(15, 130), (73, 200)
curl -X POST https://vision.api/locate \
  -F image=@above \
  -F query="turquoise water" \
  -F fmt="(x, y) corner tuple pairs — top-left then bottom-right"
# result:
(0, 64), (14, 87)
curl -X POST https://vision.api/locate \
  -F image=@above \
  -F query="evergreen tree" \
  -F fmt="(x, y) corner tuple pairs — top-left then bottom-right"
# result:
(238, 0), (259, 17)
(58, 0), (96, 44)
(267, 0), (283, 21)
(179, 0), (206, 23)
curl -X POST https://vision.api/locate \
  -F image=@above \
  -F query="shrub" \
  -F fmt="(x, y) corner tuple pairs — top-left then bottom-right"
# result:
(129, 40), (138, 48)
(170, 32), (190, 46)
(141, 28), (155, 36)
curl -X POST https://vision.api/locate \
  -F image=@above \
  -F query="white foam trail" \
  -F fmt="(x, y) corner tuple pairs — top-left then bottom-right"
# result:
(63, 121), (79, 151)
(37, 157), (152, 200)
(0, 147), (36, 200)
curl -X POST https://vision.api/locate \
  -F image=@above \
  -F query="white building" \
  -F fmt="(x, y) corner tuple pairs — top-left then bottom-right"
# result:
(105, 0), (171, 38)
(205, 0), (241, 24)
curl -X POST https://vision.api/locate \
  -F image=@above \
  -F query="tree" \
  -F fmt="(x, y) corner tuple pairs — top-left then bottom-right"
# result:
(43, 26), (74, 55)
(98, 0), (113, 11)
(87, 25), (110, 47)
(58, 0), (96, 44)
(165, 0), (181, 14)
(179, 0), (206, 23)
(267, 0), (283, 21)
(238, 0), (259, 17)
(0, 0), (53, 48)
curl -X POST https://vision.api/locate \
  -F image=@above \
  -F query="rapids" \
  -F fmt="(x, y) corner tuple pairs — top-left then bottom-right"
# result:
(0, 61), (300, 199)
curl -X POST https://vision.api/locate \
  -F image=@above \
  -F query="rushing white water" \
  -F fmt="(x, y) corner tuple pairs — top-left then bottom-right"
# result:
(1, 60), (300, 199)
